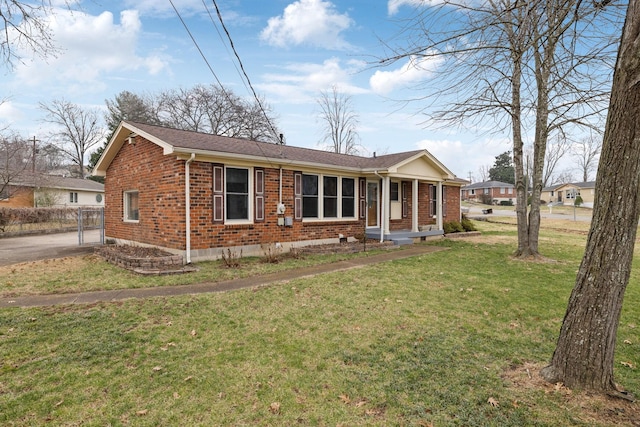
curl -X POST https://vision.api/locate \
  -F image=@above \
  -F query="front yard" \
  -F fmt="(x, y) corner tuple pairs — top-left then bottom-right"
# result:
(1, 220), (640, 426)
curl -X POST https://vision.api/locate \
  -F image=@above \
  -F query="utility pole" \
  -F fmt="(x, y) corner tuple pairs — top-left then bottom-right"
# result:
(31, 136), (39, 173)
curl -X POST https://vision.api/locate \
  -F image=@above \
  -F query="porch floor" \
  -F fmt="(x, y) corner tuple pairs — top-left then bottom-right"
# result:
(365, 228), (444, 245)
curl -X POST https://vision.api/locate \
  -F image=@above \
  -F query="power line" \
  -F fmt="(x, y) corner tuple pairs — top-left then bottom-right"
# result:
(169, 0), (281, 168)
(209, 0), (281, 143)
(168, 0), (225, 92)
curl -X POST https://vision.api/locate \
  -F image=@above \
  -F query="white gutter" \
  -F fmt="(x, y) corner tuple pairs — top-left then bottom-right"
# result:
(374, 171), (384, 243)
(185, 153), (196, 264)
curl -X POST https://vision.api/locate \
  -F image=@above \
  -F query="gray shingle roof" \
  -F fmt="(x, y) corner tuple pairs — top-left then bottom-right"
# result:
(462, 180), (515, 190)
(127, 121), (427, 171)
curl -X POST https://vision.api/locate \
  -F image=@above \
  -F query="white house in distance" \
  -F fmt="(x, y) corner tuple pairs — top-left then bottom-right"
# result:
(0, 174), (104, 208)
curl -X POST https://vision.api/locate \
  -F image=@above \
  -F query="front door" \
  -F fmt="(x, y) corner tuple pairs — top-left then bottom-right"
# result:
(367, 182), (379, 227)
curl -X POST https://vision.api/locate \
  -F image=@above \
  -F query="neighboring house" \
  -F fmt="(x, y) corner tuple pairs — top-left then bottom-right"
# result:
(93, 121), (464, 262)
(541, 181), (596, 208)
(0, 174), (104, 208)
(461, 180), (516, 205)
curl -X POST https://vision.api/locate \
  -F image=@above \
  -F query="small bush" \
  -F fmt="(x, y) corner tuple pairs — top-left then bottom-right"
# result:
(221, 248), (242, 268)
(443, 220), (465, 234)
(261, 243), (283, 264)
(499, 200), (513, 206)
(461, 216), (477, 232)
(574, 195), (583, 206)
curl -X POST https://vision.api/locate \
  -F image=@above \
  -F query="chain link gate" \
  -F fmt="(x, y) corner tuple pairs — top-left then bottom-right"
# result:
(77, 207), (104, 245)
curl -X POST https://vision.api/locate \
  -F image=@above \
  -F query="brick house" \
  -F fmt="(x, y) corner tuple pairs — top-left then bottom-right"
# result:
(93, 121), (463, 263)
(461, 180), (515, 205)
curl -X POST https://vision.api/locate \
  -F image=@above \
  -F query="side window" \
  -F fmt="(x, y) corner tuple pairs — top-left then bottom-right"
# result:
(226, 167), (249, 221)
(69, 192), (78, 203)
(124, 190), (139, 221)
(390, 182), (399, 202)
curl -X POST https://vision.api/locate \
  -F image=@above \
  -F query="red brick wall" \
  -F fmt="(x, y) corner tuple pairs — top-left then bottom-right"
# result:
(105, 137), (187, 249)
(444, 184), (461, 221)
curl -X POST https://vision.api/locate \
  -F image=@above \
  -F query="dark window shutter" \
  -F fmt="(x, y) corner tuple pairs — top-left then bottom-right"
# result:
(213, 164), (224, 223)
(359, 178), (366, 219)
(294, 172), (302, 221)
(255, 168), (265, 222)
(402, 181), (408, 218)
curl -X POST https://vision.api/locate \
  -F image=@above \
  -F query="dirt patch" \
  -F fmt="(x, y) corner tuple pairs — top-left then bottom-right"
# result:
(503, 362), (640, 426)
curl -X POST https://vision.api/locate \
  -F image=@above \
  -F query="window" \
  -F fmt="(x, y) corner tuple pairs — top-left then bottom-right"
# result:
(500, 187), (506, 194)
(430, 185), (437, 216)
(69, 192), (78, 203)
(470, 189), (475, 195)
(323, 176), (338, 218)
(508, 187), (513, 194)
(302, 174), (356, 220)
(124, 191), (139, 221)
(226, 167), (249, 220)
(302, 174), (319, 218)
(342, 178), (355, 217)
(390, 182), (399, 202)
(484, 188), (490, 195)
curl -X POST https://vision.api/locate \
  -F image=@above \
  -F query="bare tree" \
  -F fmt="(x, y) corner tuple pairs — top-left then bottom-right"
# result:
(477, 164), (491, 182)
(542, 134), (571, 187)
(156, 85), (280, 143)
(40, 99), (104, 178)
(541, 0), (640, 395)
(572, 134), (602, 182)
(0, 1), (76, 70)
(379, 0), (622, 258)
(0, 130), (32, 198)
(316, 85), (360, 155)
(551, 169), (576, 186)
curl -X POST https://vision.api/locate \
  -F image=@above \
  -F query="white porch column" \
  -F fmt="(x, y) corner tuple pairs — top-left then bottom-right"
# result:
(437, 181), (443, 230)
(382, 176), (390, 236)
(412, 179), (419, 232)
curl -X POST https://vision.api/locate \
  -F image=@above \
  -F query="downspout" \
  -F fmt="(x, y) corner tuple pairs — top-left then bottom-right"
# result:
(374, 171), (384, 243)
(279, 167), (283, 204)
(185, 153), (196, 264)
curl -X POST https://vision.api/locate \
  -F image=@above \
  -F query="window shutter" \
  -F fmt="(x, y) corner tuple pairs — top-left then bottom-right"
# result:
(359, 178), (366, 219)
(255, 168), (265, 222)
(213, 164), (224, 223)
(401, 181), (408, 218)
(294, 172), (302, 221)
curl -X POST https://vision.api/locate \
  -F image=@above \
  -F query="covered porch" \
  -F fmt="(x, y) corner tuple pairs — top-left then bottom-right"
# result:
(365, 227), (444, 245)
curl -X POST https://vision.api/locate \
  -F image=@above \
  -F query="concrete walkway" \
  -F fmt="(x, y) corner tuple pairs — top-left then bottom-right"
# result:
(0, 244), (446, 309)
(0, 230), (100, 267)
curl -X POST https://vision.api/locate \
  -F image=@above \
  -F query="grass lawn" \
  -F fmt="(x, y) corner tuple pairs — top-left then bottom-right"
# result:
(2, 220), (640, 426)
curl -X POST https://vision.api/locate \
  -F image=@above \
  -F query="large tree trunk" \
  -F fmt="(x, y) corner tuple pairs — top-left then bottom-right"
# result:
(541, 1), (640, 394)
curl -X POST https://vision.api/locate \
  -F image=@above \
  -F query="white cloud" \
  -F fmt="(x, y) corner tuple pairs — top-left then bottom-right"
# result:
(369, 55), (443, 95)
(258, 57), (368, 103)
(13, 9), (168, 91)
(261, 0), (354, 50)
(388, 0), (448, 16)
(0, 100), (23, 125)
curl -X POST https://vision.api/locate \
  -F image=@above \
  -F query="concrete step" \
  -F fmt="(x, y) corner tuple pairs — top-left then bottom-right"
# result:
(392, 237), (414, 246)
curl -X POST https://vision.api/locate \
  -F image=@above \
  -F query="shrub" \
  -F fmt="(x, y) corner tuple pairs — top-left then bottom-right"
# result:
(461, 216), (477, 232)
(499, 200), (513, 206)
(221, 248), (242, 268)
(574, 195), (583, 206)
(480, 194), (493, 205)
(443, 220), (464, 234)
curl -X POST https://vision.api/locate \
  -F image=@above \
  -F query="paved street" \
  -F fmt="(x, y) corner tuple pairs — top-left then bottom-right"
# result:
(465, 205), (592, 222)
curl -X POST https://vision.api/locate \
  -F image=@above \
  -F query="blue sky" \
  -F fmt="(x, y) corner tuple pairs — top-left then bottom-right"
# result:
(2, 0), (524, 180)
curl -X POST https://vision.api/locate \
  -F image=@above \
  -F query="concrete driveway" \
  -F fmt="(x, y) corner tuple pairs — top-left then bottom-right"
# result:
(0, 230), (100, 267)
